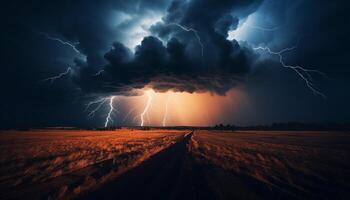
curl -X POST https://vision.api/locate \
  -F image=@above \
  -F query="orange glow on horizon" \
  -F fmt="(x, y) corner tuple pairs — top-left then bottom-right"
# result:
(118, 88), (248, 126)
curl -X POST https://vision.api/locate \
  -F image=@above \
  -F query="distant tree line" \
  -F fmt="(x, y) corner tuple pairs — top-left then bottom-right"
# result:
(213, 122), (350, 131)
(213, 124), (236, 130)
(5, 122), (350, 131)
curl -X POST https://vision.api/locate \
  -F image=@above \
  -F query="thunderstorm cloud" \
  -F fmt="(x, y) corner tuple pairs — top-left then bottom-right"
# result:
(2, 0), (349, 127)
(74, 0), (263, 95)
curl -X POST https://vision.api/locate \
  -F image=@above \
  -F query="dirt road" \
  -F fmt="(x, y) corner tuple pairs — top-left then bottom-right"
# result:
(79, 131), (204, 200)
(79, 131), (276, 200)
(3, 130), (348, 199)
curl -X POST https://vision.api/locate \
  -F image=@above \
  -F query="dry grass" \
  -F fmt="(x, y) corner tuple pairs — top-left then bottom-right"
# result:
(189, 131), (350, 198)
(1, 129), (349, 199)
(0, 129), (187, 199)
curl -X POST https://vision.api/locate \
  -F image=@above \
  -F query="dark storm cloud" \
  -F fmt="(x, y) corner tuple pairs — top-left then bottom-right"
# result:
(5, 0), (170, 68)
(1, 0), (171, 128)
(2, 0), (350, 128)
(214, 15), (239, 38)
(75, 36), (255, 95)
(74, 0), (263, 95)
(235, 0), (350, 125)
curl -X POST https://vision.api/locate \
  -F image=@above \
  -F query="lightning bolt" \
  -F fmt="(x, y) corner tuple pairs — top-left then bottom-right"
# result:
(167, 23), (204, 58)
(85, 96), (117, 127)
(39, 32), (85, 84)
(123, 107), (137, 122)
(40, 32), (82, 55)
(105, 96), (116, 127)
(146, 112), (151, 125)
(253, 45), (327, 98)
(245, 24), (279, 32)
(85, 97), (109, 118)
(162, 93), (174, 127)
(93, 69), (105, 76)
(40, 67), (72, 84)
(140, 91), (153, 126)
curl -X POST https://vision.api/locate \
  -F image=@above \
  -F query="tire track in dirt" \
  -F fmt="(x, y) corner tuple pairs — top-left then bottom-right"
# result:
(79, 131), (292, 200)
(78, 131), (199, 200)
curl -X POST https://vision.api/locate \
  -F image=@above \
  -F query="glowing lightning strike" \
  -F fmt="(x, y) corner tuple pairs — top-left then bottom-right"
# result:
(140, 91), (153, 127)
(85, 97), (109, 118)
(93, 69), (105, 76)
(245, 24), (279, 32)
(40, 32), (82, 55)
(167, 23), (204, 58)
(123, 107), (137, 122)
(85, 96), (117, 127)
(104, 96), (116, 127)
(253, 45), (327, 98)
(162, 93), (174, 127)
(39, 32), (85, 84)
(40, 67), (72, 84)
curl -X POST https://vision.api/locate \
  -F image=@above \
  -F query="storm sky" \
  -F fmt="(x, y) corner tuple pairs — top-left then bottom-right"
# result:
(1, 0), (349, 128)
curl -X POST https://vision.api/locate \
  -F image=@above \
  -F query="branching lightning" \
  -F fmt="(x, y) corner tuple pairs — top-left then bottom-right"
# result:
(253, 45), (327, 98)
(105, 96), (116, 127)
(140, 91), (153, 126)
(85, 96), (117, 127)
(162, 93), (174, 127)
(167, 23), (204, 58)
(123, 107), (137, 122)
(246, 24), (279, 32)
(93, 69), (105, 76)
(40, 67), (72, 84)
(39, 32), (86, 84)
(85, 98), (109, 118)
(40, 32), (82, 55)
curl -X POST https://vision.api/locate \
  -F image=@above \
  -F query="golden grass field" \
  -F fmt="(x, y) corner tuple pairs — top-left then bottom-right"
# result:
(190, 131), (350, 199)
(0, 129), (188, 199)
(0, 129), (349, 199)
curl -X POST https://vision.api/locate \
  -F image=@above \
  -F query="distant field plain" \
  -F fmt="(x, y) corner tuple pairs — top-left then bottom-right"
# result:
(0, 129), (349, 199)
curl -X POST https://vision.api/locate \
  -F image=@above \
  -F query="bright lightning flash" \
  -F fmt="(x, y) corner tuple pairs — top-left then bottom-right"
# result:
(40, 67), (72, 84)
(85, 97), (109, 118)
(40, 32), (82, 55)
(162, 93), (174, 127)
(140, 90), (153, 126)
(167, 23), (204, 58)
(105, 96), (116, 127)
(245, 24), (279, 32)
(39, 32), (86, 84)
(93, 69), (105, 76)
(85, 96), (117, 127)
(253, 45), (326, 98)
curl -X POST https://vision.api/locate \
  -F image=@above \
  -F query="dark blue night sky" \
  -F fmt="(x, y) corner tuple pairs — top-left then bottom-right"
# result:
(1, 0), (349, 128)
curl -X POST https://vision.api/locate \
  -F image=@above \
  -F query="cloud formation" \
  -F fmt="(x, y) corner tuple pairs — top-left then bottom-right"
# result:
(74, 0), (263, 95)
(2, 0), (349, 127)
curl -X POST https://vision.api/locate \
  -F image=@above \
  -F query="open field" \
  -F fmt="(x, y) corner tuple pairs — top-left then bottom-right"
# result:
(0, 129), (349, 199)
(190, 131), (350, 199)
(0, 129), (188, 199)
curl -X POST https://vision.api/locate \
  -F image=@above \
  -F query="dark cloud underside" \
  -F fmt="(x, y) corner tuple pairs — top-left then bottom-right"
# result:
(1, 0), (349, 127)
